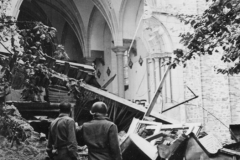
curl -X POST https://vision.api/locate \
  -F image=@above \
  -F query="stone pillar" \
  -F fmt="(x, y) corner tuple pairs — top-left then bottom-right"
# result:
(154, 57), (160, 103)
(112, 46), (128, 98)
(154, 58), (160, 87)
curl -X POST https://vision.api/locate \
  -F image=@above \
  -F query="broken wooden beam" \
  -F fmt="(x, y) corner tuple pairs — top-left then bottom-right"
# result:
(145, 64), (171, 117)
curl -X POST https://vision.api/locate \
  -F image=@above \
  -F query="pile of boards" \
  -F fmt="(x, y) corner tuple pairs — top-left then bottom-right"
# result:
(120, 118), (240, 160)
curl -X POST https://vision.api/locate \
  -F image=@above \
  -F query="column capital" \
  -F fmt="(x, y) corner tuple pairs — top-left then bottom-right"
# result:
(112, 46), (128, 53)
(153, 57), (160, 61)
(83, 57), (95, 65)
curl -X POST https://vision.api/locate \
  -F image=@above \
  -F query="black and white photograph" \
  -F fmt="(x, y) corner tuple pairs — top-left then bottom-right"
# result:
(1, 0), (240, 159)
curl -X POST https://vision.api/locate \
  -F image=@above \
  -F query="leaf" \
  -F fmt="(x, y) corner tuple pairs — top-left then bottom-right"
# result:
(190, 20), (196, 26)
(171, 63), (177, 69)
(226, 3), (232, 9)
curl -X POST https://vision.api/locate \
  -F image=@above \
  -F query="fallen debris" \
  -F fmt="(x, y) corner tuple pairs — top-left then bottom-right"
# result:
(120, 118), (240, 160)
(0, 104), (48, 160)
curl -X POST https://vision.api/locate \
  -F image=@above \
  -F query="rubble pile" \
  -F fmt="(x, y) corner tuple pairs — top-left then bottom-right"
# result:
(0, 134), (48, 160)
(0, 104), (48, 160)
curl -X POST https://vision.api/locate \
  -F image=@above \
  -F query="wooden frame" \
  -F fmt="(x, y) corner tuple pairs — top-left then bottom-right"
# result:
(160, 123), (202, 135)
(145, 123), (202, 142)
(127, 118), (162, 145)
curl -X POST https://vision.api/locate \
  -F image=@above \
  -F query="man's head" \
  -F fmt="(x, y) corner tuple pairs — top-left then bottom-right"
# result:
(90, 101), (108, 116)
(59, 102), (72, 114)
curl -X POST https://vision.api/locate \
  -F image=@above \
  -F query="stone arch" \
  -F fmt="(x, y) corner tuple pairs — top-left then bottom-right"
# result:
(91, 0), (119, 45)
(10, 0), (24, 18)
(18, 0), (52, 28)
(10, 0), (86, 57)
(87, 7), (98, 57)
(119, 0), (143, 42)
(141, 16), (174, 54)
(88, 6), (112, 54)
(53, 0), (87, 55)
(87, 6), (115, 89)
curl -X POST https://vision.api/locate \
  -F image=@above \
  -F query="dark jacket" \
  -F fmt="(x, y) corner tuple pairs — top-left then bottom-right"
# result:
(47, 113), (78, 160)
(77, 116), (122, 160)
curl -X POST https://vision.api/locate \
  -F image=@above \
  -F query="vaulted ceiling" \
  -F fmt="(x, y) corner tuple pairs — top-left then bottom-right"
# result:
(16, 0), (144, 60)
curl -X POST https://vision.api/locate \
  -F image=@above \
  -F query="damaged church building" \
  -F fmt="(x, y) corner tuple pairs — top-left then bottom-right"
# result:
(1, 0), (240, 159)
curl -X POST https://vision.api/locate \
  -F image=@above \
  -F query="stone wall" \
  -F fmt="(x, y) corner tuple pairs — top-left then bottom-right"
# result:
(184, 53), (233, 143)
(150, 0), (239, 143)
(229, 75), (240, 123)
(184, 57), (203, 124)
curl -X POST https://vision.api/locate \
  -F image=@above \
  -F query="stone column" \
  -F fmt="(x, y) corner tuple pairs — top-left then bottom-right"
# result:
(154, 57), (160, 104)
(112, 46), (128, 98)
(154, 58), (160, 86)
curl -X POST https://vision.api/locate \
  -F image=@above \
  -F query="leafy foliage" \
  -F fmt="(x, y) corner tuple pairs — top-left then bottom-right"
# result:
(0, 0), (71, 101)
(175, 0), (240, 75)
(0, 104), (33, 146)
(53, 44), (70, 60)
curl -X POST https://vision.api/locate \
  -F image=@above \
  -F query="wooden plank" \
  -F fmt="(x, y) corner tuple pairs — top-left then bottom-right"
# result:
(161, 123), (201, 130)
(162, 96), (198, 113)
(118, 111), (138, 128)
(220, 148), (240, 156)
(146, 58), (151, 102)
(81, 83), (177, 124)
(48, 91), (72, 95)
(145, 64), (171, 117)
(82, 84), (146, 112)
(48, 96), (74, 100)
(101, 74), (116, 89)
(118, 110), (131, 127)
(146, 132), (169, 142)
(113, 106), (118, 122)
(48, 88), (69, 93)
(48, 85), (68, 91)
(49, 97), (75, 101)
(64, 62), (70, 75)
(108, 105), (114, 120)
(56, 60), (95, 73)
(115, 106), (128, 122)
(76, 69), (83, 80)
(48, 93), (72, 97)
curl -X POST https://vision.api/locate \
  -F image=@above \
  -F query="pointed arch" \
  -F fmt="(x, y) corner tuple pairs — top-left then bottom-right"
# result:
(119, 0), (128, 45)
(91, 0), (119, 45)
(142, 16), (174, 53)
(11, 0), (24, 18)
(88, 6), (111, 54)
(50, 0), (86, 56)
(14, 0), (86, 57)
(119, 0), (143, 41)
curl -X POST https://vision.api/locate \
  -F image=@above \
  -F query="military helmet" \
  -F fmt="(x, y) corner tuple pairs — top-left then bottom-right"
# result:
(90, 101), (108, 115)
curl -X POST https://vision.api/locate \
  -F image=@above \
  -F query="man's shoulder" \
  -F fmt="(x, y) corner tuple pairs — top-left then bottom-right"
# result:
(51, 116), (74, 124)
(86, 119), (115, 126)
(62, 116), (75, 123)
(63, 116), (74, 120)
(103, 118), (116, 126)
(104, 119), (115, 125)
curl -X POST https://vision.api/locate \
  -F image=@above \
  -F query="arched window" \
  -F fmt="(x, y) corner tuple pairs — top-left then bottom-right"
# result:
(142, 17), (174, 112)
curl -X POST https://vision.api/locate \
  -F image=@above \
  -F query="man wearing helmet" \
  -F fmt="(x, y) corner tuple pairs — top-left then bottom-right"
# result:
(77, 101), (122, 160)
(46, 102), (78, 160)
